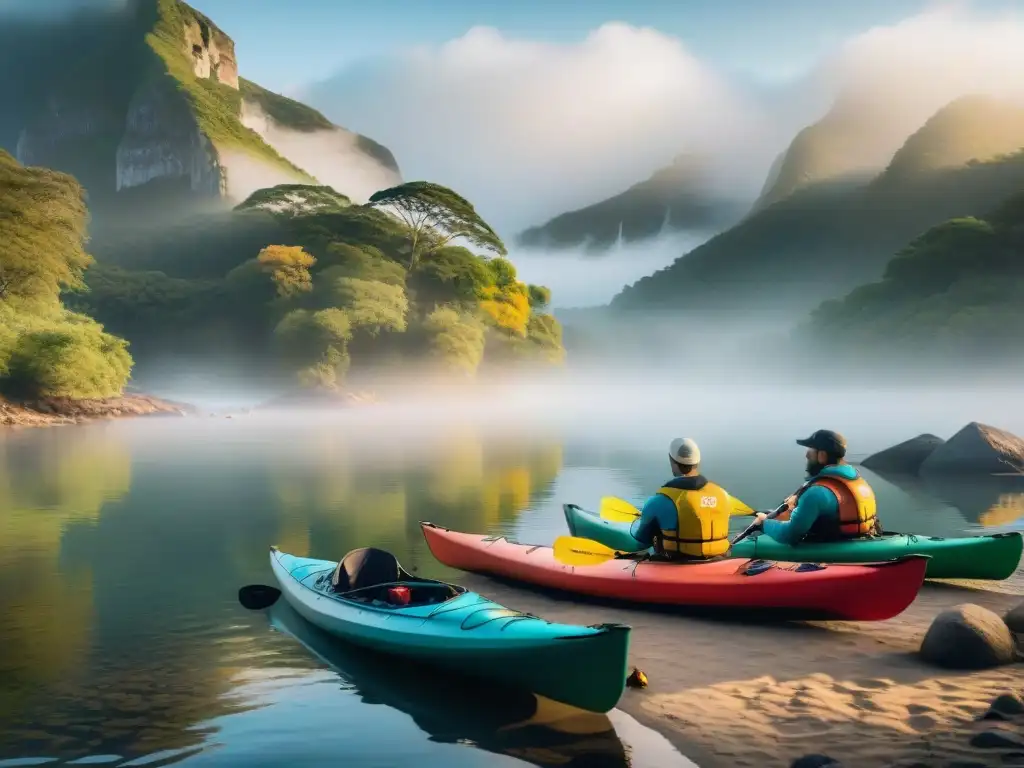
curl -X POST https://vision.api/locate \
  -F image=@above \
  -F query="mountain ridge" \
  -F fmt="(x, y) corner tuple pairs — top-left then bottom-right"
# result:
(609, 93), (1024, 318)
(516, 153), (748, 252)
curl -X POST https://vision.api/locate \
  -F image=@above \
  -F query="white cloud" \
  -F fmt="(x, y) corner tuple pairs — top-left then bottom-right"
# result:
(303, 6), (1024, 245)
(240, 101), (401, 204)
(302, 23), (791, 234)
(509, 232), (716, 309)
(812, 5), (1024, 129)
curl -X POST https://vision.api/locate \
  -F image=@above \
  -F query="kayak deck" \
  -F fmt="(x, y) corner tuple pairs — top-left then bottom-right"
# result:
(733, 529), (1022, 580)
(420, 522), (928, 622)
(563, 503), (1023, 581)
(270, 547), (631, 713)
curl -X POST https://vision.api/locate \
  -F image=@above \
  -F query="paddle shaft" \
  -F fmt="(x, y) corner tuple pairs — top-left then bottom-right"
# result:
(730, 479), (815, 547)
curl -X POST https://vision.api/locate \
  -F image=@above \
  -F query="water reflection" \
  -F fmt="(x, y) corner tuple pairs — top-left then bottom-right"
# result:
(869, 470), (1024, 529)
(256, 601), (636, 768)
(0, 420), (569, 763)
(261, 424), (564, 564)
(0, 424), (131, 740)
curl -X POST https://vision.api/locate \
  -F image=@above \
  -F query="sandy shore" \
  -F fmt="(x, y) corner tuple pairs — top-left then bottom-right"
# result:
(455, 569), (1024, 768)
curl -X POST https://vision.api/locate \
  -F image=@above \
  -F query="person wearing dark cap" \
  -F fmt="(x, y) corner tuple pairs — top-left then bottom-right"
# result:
(751, 429), (880, 545)
(629, 438), (740, 560)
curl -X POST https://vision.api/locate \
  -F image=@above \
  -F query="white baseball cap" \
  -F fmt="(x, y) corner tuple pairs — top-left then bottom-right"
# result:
(669, 438), (701, 465)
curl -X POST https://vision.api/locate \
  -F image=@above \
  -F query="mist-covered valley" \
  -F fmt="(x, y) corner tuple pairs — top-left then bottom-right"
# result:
(3, 0), (1024, 414)
(4, 7), (1024, 768)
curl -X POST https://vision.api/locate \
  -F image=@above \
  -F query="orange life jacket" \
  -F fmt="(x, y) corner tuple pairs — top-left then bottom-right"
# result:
(813, 474), (878, 538)
(776, 472), (878, 540)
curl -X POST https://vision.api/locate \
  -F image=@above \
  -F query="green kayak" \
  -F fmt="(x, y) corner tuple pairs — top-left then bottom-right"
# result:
(563, 504), (1023, 581)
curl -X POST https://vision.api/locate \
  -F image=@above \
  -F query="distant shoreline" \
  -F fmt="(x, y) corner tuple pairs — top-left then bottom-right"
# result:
(0, 392), (195, 430)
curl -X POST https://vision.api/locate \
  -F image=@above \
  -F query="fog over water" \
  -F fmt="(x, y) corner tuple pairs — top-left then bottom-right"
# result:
(144, 372), (1024, 458)
(506, 232), (717, 309)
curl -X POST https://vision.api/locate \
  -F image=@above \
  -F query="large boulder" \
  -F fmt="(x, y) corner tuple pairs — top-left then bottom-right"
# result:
(861, 433), (945, 474)
(919, 422), (1024, 476)
(919, 603), (1017, 669)
(1005, 601), (1024, 635)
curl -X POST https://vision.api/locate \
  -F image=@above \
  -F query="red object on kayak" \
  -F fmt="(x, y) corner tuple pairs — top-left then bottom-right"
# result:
(387, 586), (411, 605)
(419, 522), (927, 622)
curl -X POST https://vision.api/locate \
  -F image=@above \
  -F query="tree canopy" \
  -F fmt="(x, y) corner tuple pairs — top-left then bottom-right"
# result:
(799, 193), (1024, 362)
(368, 181), (507, 268)
(257, 244), (316, 298)
(0, 151), (132, 400)
(72, 181), (564, 393)
(0, 150), (92, 307)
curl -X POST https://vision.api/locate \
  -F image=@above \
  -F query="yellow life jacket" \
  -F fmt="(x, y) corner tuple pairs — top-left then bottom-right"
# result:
(655, 480), (733, 558)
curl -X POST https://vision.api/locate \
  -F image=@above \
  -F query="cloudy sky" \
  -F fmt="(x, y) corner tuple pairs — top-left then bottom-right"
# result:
(11, 0), (1024, 304)
(172, 1), (1024, 232)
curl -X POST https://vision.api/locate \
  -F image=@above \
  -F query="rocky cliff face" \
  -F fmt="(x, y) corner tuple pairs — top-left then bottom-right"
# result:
(5, 0), (399, 212)
(180, 9), (238, 88)
(15, 98), (122, 181)
(115, 77), (223, 195)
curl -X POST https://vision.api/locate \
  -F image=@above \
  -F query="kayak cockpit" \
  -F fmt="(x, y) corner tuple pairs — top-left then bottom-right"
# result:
(311, 546), (465, 609)
(324, 580), (463, 608)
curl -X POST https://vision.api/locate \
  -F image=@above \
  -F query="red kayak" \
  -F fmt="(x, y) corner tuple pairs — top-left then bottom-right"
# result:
(420, 522), (928, 622)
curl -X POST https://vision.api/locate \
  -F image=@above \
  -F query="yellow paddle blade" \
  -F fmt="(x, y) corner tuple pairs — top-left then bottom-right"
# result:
(730, 497), (756, 516)
(599, 496), (641, 522)
(552, 536), (620, 566)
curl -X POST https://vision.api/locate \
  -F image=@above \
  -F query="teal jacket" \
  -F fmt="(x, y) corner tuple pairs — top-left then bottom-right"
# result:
(629, 475), (710, 547)
(761, 464), (861, 545)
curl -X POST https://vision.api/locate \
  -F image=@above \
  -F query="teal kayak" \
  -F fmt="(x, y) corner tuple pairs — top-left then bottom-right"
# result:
(563, 504), (1023, 581)
(266, 601), (631, 768)
(269, 546), (631, 713)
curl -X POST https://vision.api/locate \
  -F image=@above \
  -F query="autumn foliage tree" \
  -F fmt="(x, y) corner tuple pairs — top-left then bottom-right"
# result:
(257, 244), (316, 298)
(67, 180), (567, 395)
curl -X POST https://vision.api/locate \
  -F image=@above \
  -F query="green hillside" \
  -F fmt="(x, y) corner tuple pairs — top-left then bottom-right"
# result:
(798, 194), (1024, 361)
(753, 96), (913, 211)
(238, 78), (400, 175)
(516, 154), (746, 251)
(144, 0), (310, 179)
(611, 95), (1024, 319)
(0, 150), (132, 400)
(875, 95), (1024, 182)
(71, 182), (565, 385)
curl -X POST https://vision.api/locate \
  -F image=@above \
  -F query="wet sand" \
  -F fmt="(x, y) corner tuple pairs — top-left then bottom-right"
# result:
(457, 570), (1024, 768)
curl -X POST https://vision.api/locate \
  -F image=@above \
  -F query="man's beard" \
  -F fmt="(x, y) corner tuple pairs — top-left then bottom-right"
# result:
(806, 459), (825, 477)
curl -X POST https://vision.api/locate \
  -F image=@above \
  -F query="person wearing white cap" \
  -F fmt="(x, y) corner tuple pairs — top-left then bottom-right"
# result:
(628, 438), (738, 561)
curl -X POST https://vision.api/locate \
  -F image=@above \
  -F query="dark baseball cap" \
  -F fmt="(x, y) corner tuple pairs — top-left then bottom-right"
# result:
(796, 429), (847, 457)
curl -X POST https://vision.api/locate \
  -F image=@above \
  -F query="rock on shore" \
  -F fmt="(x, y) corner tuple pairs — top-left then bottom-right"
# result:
(0, 393), (193, 429)
(862, 422), (1024, 477)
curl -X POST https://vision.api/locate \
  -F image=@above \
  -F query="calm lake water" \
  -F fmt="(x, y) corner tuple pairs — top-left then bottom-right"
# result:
(2, 384), (1023, 766)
